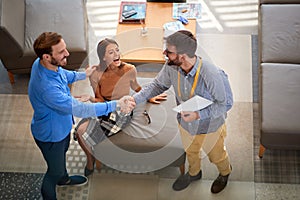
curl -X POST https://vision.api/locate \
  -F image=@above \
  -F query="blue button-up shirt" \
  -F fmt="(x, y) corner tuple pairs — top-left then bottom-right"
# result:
(133, 57), (233, 134)
(28, 58), (116, 142)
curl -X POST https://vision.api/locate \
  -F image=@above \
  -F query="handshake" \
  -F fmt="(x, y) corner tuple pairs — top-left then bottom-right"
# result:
(117, 96), (136, 114)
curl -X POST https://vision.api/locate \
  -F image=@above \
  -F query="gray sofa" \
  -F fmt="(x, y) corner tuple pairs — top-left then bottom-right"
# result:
(258, 0), (300, 157)
(0, 0), (88, 84)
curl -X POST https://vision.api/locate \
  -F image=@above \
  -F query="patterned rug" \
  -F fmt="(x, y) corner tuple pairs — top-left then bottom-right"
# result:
(0, 172), (43, 200)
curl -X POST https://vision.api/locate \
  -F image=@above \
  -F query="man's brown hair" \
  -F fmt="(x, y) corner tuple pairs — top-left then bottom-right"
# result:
(166, 30), (197, 58)
(33, 32), (62, 59)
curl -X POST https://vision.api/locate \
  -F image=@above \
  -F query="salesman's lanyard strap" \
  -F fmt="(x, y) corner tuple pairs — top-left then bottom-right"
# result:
(177, 59), (202, 99)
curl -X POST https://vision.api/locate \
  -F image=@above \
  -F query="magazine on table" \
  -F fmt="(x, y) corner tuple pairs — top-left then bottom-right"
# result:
(119, 1), (146, 24)
(172, 3), (201, 19)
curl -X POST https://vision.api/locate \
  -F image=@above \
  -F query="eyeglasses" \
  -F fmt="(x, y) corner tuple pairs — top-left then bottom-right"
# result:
(143, 110), (151, 124)
(164, 48), (177, 55)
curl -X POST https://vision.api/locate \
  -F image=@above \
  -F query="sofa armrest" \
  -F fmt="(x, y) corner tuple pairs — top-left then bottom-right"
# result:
(0, 0), (25, 57)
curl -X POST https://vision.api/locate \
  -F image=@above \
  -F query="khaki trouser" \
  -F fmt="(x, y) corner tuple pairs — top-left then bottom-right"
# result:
(179, 123), (231, 176)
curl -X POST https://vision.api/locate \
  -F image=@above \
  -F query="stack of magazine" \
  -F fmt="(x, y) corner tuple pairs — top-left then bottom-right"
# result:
(119, 1), (147, 24)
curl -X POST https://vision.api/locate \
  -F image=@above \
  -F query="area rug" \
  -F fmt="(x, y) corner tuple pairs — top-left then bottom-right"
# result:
(0, 172), (43, 200)
(0, 94), (47, 173)
(89, 173), (159, 200)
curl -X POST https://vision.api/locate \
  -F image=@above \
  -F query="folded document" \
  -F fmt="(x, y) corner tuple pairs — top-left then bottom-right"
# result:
(173, 95), (213, 112)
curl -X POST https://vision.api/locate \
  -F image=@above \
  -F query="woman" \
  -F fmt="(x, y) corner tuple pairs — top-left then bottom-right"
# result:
(75, 38), (166, 176)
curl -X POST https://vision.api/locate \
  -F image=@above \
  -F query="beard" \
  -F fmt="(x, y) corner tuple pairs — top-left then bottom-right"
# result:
(167, 55), (182, 66)
(50, 56), (67, 67)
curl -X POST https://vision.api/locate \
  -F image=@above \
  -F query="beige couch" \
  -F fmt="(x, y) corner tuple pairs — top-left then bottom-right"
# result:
(258, 0), (300, 157)
(0, 0), (89, 84)
(93, 98), (186, 174)
(77, 78), (186, 175)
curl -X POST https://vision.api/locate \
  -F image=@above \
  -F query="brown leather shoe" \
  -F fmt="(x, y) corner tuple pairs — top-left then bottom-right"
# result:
(211, 165), (232, 194)
(211, 173), (230, 193)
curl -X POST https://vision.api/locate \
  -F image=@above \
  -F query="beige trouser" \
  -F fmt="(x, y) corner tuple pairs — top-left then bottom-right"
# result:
(179, 123), (231, 176)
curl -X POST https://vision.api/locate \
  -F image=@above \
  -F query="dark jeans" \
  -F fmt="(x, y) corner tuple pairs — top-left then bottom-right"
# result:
(35, 134), (70, 200)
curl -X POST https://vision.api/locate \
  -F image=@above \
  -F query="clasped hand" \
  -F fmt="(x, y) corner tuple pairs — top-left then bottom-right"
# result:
(117, 96), (136, 114)
(75, 94), (135, 114)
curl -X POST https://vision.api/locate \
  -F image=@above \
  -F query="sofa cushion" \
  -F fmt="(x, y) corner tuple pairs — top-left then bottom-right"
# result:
(261, 63), (300, 133)
(260, 4), (300, 63)
(24, 0), (87, 56)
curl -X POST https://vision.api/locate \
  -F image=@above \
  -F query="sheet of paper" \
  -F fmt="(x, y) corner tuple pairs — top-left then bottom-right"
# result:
(173, 95), (213, 113)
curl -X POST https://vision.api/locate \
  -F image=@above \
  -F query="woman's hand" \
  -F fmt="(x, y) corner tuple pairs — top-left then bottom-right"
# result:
(148, 93), (168, 104)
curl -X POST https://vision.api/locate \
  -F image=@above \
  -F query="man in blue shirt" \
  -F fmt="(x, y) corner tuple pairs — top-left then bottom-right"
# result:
(28, 32), (134, 200)
(133, 30), (233, 194)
